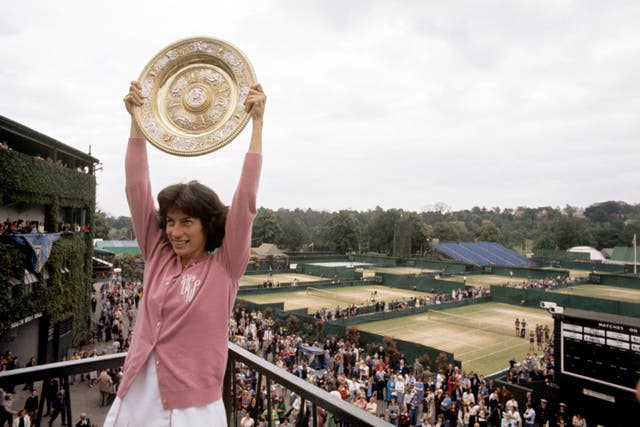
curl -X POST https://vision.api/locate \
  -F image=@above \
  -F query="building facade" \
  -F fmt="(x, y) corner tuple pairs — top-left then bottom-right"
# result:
(0, 115), (99, 363)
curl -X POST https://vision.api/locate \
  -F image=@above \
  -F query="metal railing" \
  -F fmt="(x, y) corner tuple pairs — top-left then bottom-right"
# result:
(0, 344), (387, 426)
(224, 342), (387, 427)
(0, 353), (125, 426)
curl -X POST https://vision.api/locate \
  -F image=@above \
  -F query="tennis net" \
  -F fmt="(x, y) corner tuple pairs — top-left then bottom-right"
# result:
(306, 287), (362, 306)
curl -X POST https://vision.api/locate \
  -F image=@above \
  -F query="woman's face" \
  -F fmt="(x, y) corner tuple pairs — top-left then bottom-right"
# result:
(165, 209), (207, 265)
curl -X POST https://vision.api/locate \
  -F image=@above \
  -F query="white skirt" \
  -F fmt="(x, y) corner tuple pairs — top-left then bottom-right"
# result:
(104, 353), (227, 426)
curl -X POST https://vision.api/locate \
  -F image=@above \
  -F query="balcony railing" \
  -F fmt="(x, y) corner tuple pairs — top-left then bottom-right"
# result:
(0, 343), (387, 426)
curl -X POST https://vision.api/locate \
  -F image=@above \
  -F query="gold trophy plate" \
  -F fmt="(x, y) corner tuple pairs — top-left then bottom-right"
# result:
(134, 37), (257, 156)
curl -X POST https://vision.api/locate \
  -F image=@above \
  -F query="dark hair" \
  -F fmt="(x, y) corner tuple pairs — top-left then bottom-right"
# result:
(157, 180), (228, 251)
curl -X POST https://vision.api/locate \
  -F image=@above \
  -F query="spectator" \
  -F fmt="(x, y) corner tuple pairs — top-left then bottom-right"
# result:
(23, 389), (38, 423)
(0, 393), (15, 427)
(74, 412), (91, 427)
(98, 370), (113, 407)
(48, 387), (66, 427)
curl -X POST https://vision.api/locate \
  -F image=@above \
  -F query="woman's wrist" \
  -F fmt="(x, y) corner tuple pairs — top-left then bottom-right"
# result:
(130, 119), (144, 138)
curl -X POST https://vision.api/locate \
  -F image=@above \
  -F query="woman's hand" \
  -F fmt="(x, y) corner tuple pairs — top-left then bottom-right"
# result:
(124, 81), (143, 116)
(244, 83), (266, 123)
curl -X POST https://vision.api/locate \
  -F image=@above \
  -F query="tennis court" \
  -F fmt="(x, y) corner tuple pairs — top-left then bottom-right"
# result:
(549, 284), (640, 302)
(440, 274), (513, 287)
(239, 273), (323, 287)
(238, 285), (436, 313)
(362, 266), (441, 275)
(357, 302), (553, 375)
(566, 269), (593, 279)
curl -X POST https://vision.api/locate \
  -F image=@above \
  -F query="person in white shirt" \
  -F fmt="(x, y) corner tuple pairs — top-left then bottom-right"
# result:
(240, 412), (255, 427)
(462, 389), (475, 405)
(523, 402), (536, 427)
(365, 395), (377, 415)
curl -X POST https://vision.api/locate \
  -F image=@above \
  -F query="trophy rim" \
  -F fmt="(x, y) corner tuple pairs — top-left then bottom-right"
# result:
(133, 36), (257, 157)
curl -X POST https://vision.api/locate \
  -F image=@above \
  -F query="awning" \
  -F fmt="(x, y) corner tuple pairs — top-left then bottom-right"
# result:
(93, 257), (113, 267)
(301, 345), (326, 355)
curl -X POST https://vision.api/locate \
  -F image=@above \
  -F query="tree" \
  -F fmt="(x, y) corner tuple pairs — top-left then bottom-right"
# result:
(252, 208), (283, 247)
(475, 223), (506, 244)
(430, 222), (462, 241)
(621, 221), (640, 246)
(584, 201), (633, 225)
(532, 223), (557, 250)
(318, 210), (360, 254)
(553, 217), (596, 250)
(593, 226), (621, 249)
(363, 209), (400, 254)
(93, 209), (111, 239)
(405, 212), (428, 254)
(279, 218), (309, 251)
(508, 230), (526, 253)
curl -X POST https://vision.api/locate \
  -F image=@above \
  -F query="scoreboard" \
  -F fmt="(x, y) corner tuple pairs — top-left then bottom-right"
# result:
(560, 310), (640, 393)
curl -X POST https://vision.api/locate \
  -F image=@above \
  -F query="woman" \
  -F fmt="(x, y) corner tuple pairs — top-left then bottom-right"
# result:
(104, 80), (266, 426)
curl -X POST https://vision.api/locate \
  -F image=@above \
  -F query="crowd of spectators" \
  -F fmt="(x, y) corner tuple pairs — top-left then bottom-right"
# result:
(1, 139), (90, 174)
(1, 218), (90, 235)
(306, 286), (491, 324)
(227, 306), (580, 427)
(501, 275), (587, 290)
(90, 278), (141, 354)
(1, 349), (102, 426)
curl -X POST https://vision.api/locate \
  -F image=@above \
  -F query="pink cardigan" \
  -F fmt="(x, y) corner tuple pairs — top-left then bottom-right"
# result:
(117, 137), (261, 409)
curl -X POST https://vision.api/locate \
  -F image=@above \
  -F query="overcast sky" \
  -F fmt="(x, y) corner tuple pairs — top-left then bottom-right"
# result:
(1, 1), (638, 217)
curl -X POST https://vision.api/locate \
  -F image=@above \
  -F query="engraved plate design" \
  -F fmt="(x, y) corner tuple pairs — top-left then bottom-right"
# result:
(133, 37), (257, 156)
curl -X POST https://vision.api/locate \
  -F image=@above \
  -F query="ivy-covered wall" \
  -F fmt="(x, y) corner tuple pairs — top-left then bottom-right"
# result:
(0, 148), (95, 216)
(0, 234), (93, 344)
(0, 147), (96, 346)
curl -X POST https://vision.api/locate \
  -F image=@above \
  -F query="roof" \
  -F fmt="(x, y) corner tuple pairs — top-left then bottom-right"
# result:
(567, 246), (606, 261)
(609, 246), (638, 264)
(94, 240), (140, 255)
(251, 243), (288, 258)
(92, 257), (113, 267)
(0, 114), (99, 169)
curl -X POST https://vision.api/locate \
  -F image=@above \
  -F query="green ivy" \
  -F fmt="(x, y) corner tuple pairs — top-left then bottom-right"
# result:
(0, 234), (92, 345)
(0, 148), (95, 209)
(0, 148), (96, 346)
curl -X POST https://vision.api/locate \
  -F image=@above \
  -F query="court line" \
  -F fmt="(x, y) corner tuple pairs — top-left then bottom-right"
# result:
(462, 341), (528, 364)
(406, 329), (482, 349)
(456, 337), (525, 358)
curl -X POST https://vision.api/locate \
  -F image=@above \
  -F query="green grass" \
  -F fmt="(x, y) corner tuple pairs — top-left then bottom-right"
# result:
(440, 274), (513, 287)
(239, 273), (323, 287)
(549, 284), (640, 302)
(363, 266), (440, 275)
(358, 302), (553, 375)
(238, 285), (435, 313)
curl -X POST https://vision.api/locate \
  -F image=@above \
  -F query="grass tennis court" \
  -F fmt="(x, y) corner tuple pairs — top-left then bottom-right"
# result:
(566, 269), (594, 278)
(362, 266), (440, 275)
(548, 284), (640, 302)
(239, 285), (436, 313)
(239, 273), (323, 287)
(357, 302), (553, 376)
(441, 274), (513, 287)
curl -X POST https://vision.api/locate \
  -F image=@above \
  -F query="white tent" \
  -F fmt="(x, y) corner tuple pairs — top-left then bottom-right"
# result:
(567, 246), (606, 261)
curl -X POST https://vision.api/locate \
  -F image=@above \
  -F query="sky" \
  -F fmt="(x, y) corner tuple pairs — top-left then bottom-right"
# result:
(1, 0), (638, 217)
